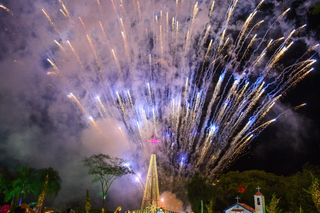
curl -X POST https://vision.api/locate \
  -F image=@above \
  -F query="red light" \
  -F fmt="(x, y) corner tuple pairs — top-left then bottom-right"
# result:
(238, 183), (246, 193)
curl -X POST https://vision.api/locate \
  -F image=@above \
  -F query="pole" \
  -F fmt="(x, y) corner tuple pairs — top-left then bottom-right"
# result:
(201, 200), (203, 213)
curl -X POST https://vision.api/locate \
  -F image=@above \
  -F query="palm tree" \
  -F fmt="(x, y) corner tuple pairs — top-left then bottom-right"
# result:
(4, 166), (37, 212)
(5, 166), (35, 200)
(33, 167), (62, 213)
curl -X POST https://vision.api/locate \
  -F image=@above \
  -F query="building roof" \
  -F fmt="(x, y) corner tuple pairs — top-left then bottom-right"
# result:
(224, 203), (255, 213)
(238, 203), (256, 212)
(254, 191), (264, 196)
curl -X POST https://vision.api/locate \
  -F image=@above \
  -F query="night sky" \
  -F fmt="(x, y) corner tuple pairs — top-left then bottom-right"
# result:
(0, 0), (320, 211)
(231, 1), (320, 175)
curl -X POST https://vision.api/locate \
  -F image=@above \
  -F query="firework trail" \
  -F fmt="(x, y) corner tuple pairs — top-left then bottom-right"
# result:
(1, 0), (318, 197)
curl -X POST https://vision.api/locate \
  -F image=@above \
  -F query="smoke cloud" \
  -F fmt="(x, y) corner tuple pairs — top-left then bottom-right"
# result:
(0, 0), (318, 212)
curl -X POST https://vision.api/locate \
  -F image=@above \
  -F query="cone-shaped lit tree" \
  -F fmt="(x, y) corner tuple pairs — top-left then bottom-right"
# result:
(141, 154), (160, 210)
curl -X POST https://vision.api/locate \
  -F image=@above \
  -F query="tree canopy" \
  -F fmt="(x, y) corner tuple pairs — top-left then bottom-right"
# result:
(3, 166), (36, 202)
(0, 166), (61, 208)
(83, 153), (132, 211)
(187, 175), (215, 213)
(33, 167), (62, 198)
(310, 1), (320, 15)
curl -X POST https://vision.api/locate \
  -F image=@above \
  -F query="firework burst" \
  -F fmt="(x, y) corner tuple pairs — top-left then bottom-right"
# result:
(1, 0), (318, 199)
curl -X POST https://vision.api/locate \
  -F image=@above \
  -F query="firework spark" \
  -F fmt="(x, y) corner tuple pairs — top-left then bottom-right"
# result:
(1, 0), (318, 198)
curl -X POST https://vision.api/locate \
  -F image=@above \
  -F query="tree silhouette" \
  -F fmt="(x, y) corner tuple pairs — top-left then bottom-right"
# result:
(83, 154), (131, 212)
(4, 166), (36, 202)
(266, 193), (281, 213)
(2, 166), (37, 212)
(304, 174), (320, 212)
(33, 167), (62, 213)
(310, 2), (320, 15)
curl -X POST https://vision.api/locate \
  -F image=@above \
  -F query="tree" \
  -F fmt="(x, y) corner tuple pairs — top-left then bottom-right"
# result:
(205, 198), (214, 213)
(0, 166), (61, 213)
(187, 175), (216, 213)
(3, 166), (37, 212)
(83, 154), (131, 212)
(85, 189), (91, 213)
(266, 193), (281, 213)
(285, 169), (317, 212)
(310, 1), (320, 15)
(0, 173), (12, 199)
(304, 174), (320, 212)
(33, 167), (62, 213)
(4, 166), (35, 202)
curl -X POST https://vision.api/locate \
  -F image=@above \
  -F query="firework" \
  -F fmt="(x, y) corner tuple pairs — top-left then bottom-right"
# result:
(1, 0), (318, 195)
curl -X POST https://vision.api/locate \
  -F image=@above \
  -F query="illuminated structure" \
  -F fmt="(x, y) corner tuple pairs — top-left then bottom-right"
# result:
(126, 152), (177, 213)
(224, 187), (266, 213)
(141, 154), (160, 209)
(126, 136), (177, 213)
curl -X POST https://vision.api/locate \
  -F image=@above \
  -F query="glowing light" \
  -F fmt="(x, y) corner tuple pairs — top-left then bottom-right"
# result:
(148, 135), (161, 147)
(42, 9), (61, 37)
(54, 40), (67, 54)
(180, 157), (185, 164)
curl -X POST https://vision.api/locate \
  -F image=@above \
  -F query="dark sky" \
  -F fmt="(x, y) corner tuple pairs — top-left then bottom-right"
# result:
(0, 0), (320, 211)
(230, 73), (320, 175)
(230, 2), (320, 176)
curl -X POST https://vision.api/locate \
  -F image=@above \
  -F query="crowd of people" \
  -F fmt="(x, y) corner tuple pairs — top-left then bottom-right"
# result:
(0, 205), (122, 213)
(0, 205), (73, 213)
